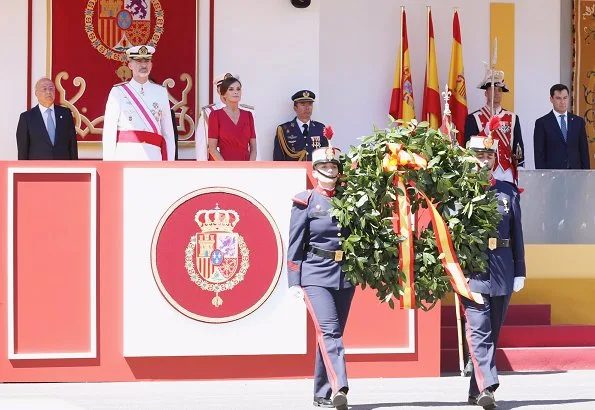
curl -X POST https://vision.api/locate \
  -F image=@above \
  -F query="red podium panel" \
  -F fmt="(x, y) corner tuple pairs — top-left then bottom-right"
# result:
(8, 169), (96, 360)
(0, 161), (440, 382)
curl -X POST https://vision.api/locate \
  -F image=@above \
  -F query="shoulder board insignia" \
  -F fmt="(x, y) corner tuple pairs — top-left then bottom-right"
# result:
(292, 190), (312, 206)
(201, 103), (216, 111)
(240, 103), (255, 110)
(113, 81), (128, 87)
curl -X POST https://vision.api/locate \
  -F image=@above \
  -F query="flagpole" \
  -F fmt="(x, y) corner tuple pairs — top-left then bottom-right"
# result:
(490, 37), (498, 116)
(426, 6), (430, 124)
(399, 5), (404, 89)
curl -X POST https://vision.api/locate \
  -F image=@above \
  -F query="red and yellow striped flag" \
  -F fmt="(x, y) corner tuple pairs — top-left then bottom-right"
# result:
(447, 10), (468, 146)
(389, 7), (415, 122)
(422, 8), (441, 129)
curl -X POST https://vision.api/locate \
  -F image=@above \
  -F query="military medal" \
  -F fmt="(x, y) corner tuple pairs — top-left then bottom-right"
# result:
(312, 136), (321, 149)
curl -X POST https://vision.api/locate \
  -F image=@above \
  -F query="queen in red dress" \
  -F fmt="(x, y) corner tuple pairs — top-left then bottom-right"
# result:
(208, 76), (257, 161)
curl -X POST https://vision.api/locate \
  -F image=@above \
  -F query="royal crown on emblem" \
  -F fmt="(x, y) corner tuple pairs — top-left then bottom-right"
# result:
(303, 91), (310, 98)
(194, 204), (240, 233)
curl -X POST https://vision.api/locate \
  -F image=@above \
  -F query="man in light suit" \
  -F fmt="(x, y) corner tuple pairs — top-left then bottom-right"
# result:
(16, 77), (78, 160)
(533, 83), (590, 169)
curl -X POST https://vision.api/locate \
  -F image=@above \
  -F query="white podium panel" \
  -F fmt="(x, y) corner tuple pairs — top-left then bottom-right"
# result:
(123, 168), (307, 357)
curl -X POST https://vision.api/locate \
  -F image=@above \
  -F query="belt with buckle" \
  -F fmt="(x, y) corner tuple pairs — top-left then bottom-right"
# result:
(488, 238), (510, 250)
(308, 246), (345, 262)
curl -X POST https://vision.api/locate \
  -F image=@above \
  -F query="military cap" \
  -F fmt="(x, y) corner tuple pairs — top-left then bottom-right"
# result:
(126, 45), (155, 60)
(312, 146), (341, 166)
(292, 90), (316, 103)
(478, 68), (509, 92)
(467, 135), (498, 153)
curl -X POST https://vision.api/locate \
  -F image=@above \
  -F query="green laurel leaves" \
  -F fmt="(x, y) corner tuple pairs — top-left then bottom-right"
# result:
(329, 120), (501, 311)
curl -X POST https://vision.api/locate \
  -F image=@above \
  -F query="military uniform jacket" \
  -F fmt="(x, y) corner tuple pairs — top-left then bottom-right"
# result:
(287, 187), (353, 289)
(103, 79), (175, 161)
(468, 179), (526, 296)
(464, 107), (524, 184)
(274, 118), (328, 161)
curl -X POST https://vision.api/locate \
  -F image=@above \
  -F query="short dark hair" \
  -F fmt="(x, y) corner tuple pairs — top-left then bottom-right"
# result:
(219, 77), (241, 95)
(550, 83), (569, 97)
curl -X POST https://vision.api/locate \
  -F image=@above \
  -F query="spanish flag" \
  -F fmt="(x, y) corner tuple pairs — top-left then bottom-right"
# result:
(422, 7), (441, 129)
(447, 10), (468, 145)
(389, 7), (415, 122)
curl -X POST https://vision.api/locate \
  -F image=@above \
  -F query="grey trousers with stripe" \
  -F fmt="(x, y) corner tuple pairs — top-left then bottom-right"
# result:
(461, 293), (511, 396)
(303, 286), (355, 399)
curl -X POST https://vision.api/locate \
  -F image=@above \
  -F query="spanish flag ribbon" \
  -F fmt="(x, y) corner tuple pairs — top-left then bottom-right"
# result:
(382, 143), (483, 308)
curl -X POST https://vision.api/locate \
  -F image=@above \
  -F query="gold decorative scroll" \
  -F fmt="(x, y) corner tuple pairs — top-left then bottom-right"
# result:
(163, 74), (196, 141)
(573, 0), (595, 168)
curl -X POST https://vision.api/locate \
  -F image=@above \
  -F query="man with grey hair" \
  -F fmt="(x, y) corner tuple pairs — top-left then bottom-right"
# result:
(16, 77), (78, 160)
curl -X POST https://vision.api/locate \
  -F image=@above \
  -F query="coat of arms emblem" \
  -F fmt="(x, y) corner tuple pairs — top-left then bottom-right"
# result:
(151, 187), (282, 323)
(185, 204), (250, 307)
(85, 0), (165, 62)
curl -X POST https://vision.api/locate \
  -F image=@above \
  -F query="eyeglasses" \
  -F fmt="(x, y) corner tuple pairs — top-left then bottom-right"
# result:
(38, 86), (56, 93)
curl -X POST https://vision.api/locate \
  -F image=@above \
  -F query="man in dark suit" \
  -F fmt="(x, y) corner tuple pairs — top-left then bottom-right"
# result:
(16, 77), (78, 160)
(273, 90), (328, 161)
(533, 83), (590, 169)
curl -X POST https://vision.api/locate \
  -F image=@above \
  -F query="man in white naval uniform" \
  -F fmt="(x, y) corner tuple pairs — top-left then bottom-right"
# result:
(195, 72), (255, 160)
(102, 45), (175, 161)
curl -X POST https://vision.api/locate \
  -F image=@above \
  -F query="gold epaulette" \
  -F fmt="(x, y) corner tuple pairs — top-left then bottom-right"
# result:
(277, 125), (307, 161)
(240, 103), (255, 110)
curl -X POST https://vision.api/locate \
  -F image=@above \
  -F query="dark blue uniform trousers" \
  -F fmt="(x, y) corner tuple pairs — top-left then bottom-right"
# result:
(303, 286), (355, 399)
(461, 293), (511, 396)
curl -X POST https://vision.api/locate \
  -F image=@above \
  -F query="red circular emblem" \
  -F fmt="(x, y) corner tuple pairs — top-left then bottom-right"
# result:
(151, 187), (283, 323)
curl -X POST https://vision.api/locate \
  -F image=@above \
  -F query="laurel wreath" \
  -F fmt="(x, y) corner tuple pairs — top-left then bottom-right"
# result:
(329, 120), (501, 311)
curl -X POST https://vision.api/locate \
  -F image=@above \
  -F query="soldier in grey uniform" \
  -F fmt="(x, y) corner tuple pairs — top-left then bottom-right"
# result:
(464, 135), (526, 409)
(287, 145), (353, 410)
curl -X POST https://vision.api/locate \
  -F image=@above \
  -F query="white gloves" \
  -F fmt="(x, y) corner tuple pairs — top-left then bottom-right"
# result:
(289, 286), (304, 300)
(513, 277), (525, 292)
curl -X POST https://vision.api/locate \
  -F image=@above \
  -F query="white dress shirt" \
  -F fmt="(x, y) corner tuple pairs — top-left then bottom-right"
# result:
(38, 104), (56, 131)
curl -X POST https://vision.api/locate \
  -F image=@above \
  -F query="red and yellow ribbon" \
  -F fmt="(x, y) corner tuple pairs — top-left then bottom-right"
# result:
(382, 143), (483, 308)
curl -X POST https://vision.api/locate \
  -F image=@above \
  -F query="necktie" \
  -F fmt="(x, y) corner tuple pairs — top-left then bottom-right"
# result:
(560, 114), (567, 142)
(302, 123), (309, 137)
(46, 108), (56, 145)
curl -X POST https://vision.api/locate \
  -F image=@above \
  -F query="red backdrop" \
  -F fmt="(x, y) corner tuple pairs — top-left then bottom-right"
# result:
(51, 0), (197, 144)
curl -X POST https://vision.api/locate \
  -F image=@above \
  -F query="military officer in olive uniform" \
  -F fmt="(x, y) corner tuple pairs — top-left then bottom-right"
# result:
(273, 90), (328, 161)
(287, 145), (353, 410)
(463, 135), (526, 409)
